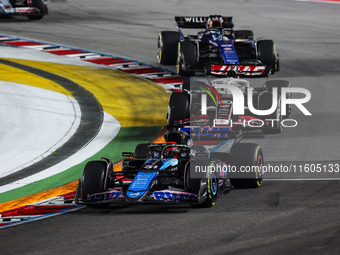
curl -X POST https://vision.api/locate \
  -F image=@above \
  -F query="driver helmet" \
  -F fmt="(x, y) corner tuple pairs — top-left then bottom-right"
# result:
(207, 18), (223, 30)
(164, 145), (180, 159)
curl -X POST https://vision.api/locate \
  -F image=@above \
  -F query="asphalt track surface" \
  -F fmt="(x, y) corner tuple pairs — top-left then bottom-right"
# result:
(1, 0), (339, 254)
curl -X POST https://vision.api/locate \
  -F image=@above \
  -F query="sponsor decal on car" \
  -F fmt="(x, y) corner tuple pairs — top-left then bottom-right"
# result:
(15, 7), (39, 13)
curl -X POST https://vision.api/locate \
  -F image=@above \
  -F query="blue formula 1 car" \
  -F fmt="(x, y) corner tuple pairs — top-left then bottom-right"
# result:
(75, 130), (264, 208)
(157, 15), (279, 76)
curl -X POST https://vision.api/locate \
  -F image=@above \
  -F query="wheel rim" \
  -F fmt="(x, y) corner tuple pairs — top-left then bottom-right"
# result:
(210, 174), (217, 195)
(274, 42), (278, 70)
(176, 43), (182, 74)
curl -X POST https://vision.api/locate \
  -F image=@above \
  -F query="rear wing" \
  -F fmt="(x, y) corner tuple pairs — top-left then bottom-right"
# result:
(175, 16), (233, 29)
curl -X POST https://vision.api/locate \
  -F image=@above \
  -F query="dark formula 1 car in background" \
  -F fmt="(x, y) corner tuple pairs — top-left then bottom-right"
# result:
(75, 130), (264, 208)
(168, 78), (291, 134)
(157, 15), (279, 76)
(0, 0), (48, 20)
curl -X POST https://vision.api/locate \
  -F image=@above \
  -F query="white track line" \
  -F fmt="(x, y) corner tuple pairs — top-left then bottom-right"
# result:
(0, 111), (120, 193)
(0, 82), (81, 178)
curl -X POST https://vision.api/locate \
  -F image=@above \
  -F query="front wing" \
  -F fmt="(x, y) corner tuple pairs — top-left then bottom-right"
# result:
(77, 188), (199, 205)
(209, 64), (267, 76)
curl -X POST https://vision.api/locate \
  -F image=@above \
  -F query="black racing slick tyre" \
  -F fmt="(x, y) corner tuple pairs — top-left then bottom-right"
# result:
(81, 161), (107, 200)
(157, 31), (180, 65)
(234, 30), (254, 40)
(259, 92), (283, 134)
(264, 80), (290, 92)
(167, 92), (190, 126)
(27, 15), (44, 20)
(177, 41), (197, 76)
(257, 40), (279, 74)
(229, 143), (264, 189)
(27, 0), (47, 20)
(186, 160), (217, 208)
(134, 143), (151, 159)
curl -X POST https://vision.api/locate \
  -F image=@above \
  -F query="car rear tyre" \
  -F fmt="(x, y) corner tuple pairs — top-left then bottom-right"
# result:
(234, 30), (254, 40)
(229, 143), (264, 189)
(27, 0), (47, 20)
(134, 143), (151, 158)
(27, 15), (43, 20)
(157, 31), (180, 65)
(167, 92), (190, 126)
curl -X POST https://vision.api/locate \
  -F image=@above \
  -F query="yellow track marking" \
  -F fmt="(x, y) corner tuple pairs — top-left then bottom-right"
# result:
(4, 58), (170, 127)
(0, 59), (170, 211)
(0, 63), (72, 97)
